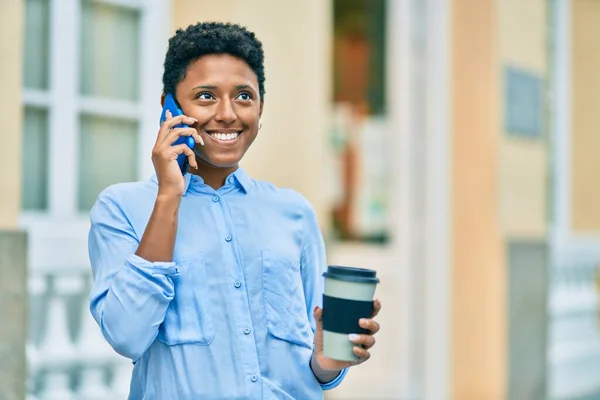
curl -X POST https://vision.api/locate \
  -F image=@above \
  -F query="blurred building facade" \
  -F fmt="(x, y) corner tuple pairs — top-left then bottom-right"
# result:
(1, 0), (600, 399)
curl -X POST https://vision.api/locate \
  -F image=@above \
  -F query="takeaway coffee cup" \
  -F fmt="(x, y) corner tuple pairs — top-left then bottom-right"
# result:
(322, 265), (380, 362)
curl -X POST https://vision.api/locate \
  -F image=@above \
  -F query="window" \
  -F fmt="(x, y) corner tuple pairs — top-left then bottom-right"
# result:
(80, 1), (140, 101)
(21, 0), (164, 216)
(78, 0), (141, 211)
(22, 107), (49, 210)
(22, 0), (51, 211)
(23, 0), (50, 90)
(78, 115), (138, 210)
(330, 0), (390, 243)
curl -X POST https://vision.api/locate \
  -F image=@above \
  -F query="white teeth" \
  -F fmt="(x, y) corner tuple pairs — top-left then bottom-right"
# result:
(209, 132), (240, 141)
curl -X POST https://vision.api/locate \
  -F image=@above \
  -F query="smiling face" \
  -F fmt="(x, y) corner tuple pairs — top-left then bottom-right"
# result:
(175, 53), (263, 169)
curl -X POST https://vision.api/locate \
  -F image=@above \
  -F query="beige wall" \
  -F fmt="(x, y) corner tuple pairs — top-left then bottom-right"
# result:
(0, 2), (26, 399)
(0, 0), (24, 229)
(171, 0), (332, 228)
(498, 0), (548, 238)
(452, 0), (506, 398)
(572, 0), (600, 233)
(452, 0), (550, 397)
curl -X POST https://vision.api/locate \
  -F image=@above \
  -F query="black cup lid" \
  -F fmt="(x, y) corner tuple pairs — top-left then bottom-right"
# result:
(322, 265), (380, 284)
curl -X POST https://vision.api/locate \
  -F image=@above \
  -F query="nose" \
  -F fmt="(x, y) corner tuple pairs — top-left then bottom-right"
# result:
(215, 98), (236, 124)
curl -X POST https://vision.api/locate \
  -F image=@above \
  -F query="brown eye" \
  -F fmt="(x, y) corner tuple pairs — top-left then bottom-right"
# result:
(236, 92), (252, 101)
(196, 92), (214, 100)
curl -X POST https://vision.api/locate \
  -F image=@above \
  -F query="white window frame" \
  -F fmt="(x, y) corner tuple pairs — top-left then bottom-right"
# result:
(20, 0), (169, 271)
(20, 0), (168, 222)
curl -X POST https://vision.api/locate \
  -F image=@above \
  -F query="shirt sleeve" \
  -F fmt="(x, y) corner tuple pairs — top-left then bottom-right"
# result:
(88, 195), (178, 362)
(299, 199), (348, 390)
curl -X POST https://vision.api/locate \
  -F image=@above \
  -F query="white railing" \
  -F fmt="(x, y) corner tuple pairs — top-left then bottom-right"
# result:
(26, 256), (600, 399)
(549, 258), (600, 399)
(27, 267), (132, 400)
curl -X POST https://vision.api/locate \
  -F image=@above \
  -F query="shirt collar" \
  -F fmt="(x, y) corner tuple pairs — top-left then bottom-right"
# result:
(150, 167), (252, 196)
(228, 167), (252, 193)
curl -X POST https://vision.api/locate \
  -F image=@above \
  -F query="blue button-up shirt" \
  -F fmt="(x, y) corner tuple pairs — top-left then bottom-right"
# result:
(88, 168), (347, 399)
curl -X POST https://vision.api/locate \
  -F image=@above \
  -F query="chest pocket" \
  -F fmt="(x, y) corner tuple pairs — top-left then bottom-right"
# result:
(157, 251), (214, 346)
(262, 250), (312, 349)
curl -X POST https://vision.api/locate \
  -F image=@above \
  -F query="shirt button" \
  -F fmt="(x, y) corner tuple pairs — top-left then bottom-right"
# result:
(212, 196), (219, 202)
(228, 177), (234, 184)
(243, 327), (251, 335)
(234, 281), (241, 288)
(225, 235), (232, 242)
(251, 375), (258, 382)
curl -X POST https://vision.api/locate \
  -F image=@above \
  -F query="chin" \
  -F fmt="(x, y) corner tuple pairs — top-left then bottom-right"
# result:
(196, 152), (242, 169)
(211, 160), (240, 168)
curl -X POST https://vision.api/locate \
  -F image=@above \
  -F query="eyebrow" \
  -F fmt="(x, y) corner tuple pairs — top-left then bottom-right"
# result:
(193, 85), (217, 90)
(192, 84), (255, 91)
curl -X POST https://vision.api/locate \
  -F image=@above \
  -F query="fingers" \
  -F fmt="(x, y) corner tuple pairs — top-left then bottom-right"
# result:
(313, 306), (323, 322)
(162, 110), (198, 132)
(157, 110), (199, 145)
(163, 127), (203, 147)
(352, 346), (371, 362)
(172, 144), (198, 170)
(350, 331), (374, 361)
(359, 318), (380, 335)
(349, 333), (376, 350)
(313, 306), (324, 354)
(153, 143), (197, 170)
(372, 298), (382, 318)
(315, 305), (379, 335)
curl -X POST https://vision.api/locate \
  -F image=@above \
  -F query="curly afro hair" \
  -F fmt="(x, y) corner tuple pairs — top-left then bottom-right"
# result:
(162, 22), (266, 99)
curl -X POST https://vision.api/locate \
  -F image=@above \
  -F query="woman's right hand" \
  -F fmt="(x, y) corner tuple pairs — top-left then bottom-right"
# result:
(152, 110), (203, 197)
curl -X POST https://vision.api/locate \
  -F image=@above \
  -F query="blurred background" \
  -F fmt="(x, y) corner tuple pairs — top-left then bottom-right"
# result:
(1, 0), (599, 399)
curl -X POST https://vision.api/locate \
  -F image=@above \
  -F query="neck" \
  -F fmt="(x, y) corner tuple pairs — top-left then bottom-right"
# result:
(189, 158), (238, 190)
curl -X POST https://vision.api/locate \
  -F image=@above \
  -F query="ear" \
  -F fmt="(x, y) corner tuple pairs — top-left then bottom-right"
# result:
(160, 93), (166, 107)
(259, 99), (264, 118)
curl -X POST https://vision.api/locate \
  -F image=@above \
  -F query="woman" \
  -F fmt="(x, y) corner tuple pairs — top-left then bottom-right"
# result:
(88, 22), (381, 399)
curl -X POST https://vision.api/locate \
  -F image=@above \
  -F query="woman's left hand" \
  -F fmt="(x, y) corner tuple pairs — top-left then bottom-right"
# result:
(312, 298), (382, 372)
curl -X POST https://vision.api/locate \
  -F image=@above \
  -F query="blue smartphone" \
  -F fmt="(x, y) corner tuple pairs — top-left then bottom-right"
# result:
(159, 93), (196, 174)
